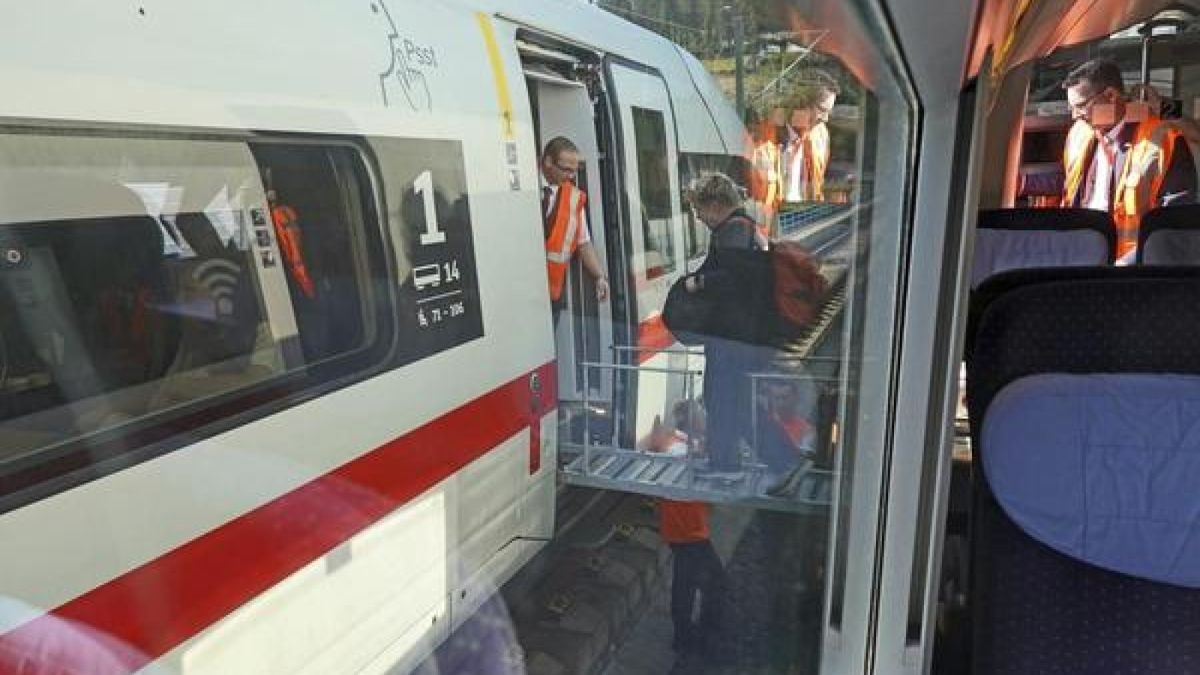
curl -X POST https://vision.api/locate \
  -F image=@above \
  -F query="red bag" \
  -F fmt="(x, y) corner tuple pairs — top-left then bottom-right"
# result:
(770, 240), (829, 338)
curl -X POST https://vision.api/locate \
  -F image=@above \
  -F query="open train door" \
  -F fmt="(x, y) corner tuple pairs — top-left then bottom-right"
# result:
(520, 41), (616, 440)
(605, 59), (692, 447)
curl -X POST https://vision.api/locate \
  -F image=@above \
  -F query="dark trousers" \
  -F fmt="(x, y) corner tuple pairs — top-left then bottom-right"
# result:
(669, 540), (727, 651)
(703, 338), (765, 470)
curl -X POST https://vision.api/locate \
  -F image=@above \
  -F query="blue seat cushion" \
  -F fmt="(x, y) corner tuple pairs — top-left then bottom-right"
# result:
(983, 373), (1200, 588)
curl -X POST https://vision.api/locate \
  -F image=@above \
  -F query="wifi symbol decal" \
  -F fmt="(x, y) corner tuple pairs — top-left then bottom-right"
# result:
(192, 259), (242, 318)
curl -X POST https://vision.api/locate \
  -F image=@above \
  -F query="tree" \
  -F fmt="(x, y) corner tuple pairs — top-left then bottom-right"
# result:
(597, 0), (784, 60)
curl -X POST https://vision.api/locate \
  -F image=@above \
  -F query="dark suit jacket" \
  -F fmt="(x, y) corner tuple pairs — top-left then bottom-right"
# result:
(662, 210), (765, 345)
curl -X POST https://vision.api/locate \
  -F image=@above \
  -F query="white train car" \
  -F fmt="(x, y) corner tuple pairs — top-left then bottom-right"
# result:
(0, 1), (745, 672)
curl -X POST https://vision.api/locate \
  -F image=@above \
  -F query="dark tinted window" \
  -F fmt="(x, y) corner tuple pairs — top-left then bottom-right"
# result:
(633, 107), (676, 278)
(0, 133), (384, 488)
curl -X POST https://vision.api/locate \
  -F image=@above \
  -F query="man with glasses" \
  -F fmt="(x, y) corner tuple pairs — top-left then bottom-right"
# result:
(1061, 58), (1196, 261)
(783, 70), (840, 203)
(540, 137), (608, 319)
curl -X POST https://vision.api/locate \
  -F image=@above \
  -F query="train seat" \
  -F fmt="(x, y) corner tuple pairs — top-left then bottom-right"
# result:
(150, 212), (275, 410)
(971, 208), (1114, 289)
(966, 266), (1200, 674)
(1137, 204), (1200, 265)
(0, 203), (175, 455)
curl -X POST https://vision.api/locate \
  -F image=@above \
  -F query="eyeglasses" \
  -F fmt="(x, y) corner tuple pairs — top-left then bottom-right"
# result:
(552, 162), (577, 177)
(1068, 90), (1104, 115)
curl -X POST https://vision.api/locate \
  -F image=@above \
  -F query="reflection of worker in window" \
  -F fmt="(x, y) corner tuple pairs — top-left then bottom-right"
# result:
(748, 108), (784, 224)
(758, 379), (818, 476)
(783, 71), (840, 203)
(1061, 58), (1197, 261)
(540, 137), (609, 317)
(267, 188), (317, 299)
(637, 401), (727, 658)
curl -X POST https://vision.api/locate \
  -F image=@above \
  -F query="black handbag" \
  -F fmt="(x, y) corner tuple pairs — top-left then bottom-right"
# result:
(663, 249), (773, 346)
(661, 275), (711, 346)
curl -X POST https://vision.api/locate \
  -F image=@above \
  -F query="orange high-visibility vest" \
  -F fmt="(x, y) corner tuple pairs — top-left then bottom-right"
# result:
(751, 134), (783, 211)
(1062, 119), (1097, 207)
(1112, 118), (1184, 259)
(544, 182), (587, 302)
(270, 204), (316, 299)
(807, 123), (830, 202)
(1063, 117), (1185, 259)
(753, 140), (781, 237)
(659, 500), (710, 544)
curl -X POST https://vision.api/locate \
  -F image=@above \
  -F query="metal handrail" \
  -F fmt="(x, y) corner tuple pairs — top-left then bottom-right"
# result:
(608, 345), (704, 355)
(579, 352), (705, 474)
(579, 361), (703, 376)
(748, 371), (842, 384)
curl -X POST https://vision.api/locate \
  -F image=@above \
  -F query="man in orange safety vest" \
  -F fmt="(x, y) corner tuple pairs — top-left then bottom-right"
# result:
(267, 189), (316, 299)
(1061, 58), (1196, 262)
(783, 71), (840, 204)
(540, 137), (608, 318)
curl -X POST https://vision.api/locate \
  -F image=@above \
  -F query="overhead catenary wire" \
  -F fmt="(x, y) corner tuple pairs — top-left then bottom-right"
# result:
(597, 3), (706, 35)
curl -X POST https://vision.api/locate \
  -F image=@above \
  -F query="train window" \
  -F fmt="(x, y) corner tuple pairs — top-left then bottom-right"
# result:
(683, 197), (711, 262)
(633, 107), (677, 279)
(0, 132), (385, 491)
(680, 154), (709, 260)
(549, 0), (917, 670)
(249, 144), (375, 364)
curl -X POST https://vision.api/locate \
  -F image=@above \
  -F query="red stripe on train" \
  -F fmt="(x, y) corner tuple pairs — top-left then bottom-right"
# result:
(636, 313), (676, 364)
(0, 362), (557, 672)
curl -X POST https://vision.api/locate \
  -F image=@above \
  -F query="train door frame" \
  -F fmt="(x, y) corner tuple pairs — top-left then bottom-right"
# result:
(509, 32), (695, 454)
(524, 64), (616, 418)
(513, 31), (630, 450)
(603, 56), (692, 447)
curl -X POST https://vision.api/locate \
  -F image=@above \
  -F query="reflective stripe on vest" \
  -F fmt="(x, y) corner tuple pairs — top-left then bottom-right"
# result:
(545, 183), (586, 301)
(1112, 118), (1182, 259)
(807, 123), (830, 202)
(752, 139), (782, 208)
(1062, 119), (1096, 207)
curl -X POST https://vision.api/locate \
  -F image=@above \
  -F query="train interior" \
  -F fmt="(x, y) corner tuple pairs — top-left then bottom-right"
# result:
(935, 3), (1200, 672)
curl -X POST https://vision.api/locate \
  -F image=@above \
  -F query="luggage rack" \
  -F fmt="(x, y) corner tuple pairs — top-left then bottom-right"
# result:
(557, 351), (836, 514)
